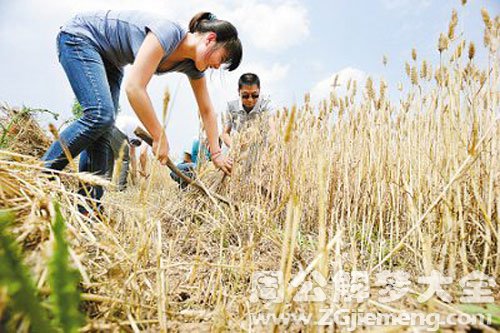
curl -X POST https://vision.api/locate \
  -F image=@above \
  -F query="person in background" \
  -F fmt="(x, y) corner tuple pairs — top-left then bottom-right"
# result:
(221, 73), (271, 149)
(170, 136), (218, 189)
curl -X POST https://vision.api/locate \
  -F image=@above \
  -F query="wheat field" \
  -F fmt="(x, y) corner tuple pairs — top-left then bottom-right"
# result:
(0, 5), (499, 333)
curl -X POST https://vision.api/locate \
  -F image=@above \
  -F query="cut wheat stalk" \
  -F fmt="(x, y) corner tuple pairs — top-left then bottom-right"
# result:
(133, 126), (234, 207)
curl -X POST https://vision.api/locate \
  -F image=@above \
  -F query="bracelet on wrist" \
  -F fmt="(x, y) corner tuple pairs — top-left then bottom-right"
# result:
(212, 153), (223, 160)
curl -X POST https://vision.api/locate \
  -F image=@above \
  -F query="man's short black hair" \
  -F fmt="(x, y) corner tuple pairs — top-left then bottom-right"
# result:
(238, 73), (260, 90)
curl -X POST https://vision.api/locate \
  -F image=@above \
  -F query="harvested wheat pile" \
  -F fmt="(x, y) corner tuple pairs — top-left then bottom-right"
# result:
(0, 105), (56, 158)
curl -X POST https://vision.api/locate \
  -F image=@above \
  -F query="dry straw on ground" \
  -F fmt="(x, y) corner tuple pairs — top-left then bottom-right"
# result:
(0, 105), (53, 157)
(1, 6), (499, 333)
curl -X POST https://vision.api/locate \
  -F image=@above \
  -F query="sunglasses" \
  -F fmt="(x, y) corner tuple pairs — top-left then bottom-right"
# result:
(241, 93), (260, 100)
(129, 138), (142, 147)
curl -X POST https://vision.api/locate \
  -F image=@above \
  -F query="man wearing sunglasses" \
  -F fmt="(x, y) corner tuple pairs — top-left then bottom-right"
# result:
(221, 73), (271, 148)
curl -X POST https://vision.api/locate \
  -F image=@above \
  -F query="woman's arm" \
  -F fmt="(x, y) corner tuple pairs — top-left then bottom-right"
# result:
(125, 33), (169, 164)
(189, 77), (233, 175)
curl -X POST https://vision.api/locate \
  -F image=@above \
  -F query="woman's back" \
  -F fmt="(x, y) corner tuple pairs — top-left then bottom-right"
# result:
(61, 10), (202, 78)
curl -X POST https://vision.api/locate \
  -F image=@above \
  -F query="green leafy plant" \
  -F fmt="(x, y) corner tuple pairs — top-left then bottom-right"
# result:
(0, 204), (84, 333)
(48, 201), (84, 333)
(71, 100), (83, 119)
(0, 210), (55, 332)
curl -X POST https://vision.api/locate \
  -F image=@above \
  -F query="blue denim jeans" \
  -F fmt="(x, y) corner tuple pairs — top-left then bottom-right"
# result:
(170, 162), (196, 189)
(79, 125), (130, 190)
(42, 31), (124, 203)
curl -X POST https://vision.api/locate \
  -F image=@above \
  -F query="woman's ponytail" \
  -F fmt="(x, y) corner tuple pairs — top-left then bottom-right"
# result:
(188, 11), (242, 71)
(189, 12), (216, 33)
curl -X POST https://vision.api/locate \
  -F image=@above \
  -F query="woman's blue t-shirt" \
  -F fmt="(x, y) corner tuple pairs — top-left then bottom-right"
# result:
(61, 10), (205, 79)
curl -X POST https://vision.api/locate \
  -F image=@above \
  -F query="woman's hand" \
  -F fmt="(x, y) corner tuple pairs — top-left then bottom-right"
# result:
(152, 132), (169, 165)
(212, 153), (233, 175)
